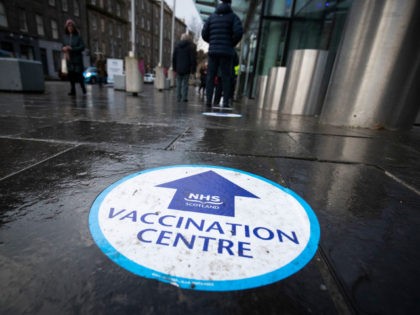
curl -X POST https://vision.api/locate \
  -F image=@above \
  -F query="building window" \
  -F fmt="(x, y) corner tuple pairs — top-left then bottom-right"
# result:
(73, 0), (80, 16)
(36, 15), (45, 36)
(109, 23), (113, 36)
(0, 2), (8, 27)
(100, 18), (105, 32)
(91, 15), (97, 31)
(107, 0), (112, 12)
(49, 0), (56, 6)
(51, 19), (58, 39)
(20, 44), (34, 59)
(116, 3), (121, 17)
(62, 0), (68, 12)
(19, 10), (28, 32)
(117, 24), (121, 38)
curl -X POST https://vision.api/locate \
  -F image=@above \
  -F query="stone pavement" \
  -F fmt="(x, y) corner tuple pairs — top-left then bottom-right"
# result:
(0, 81), (419, 314)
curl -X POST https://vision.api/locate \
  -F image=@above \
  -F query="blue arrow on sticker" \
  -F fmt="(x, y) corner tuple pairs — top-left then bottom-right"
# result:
(156, 170), (259, 217)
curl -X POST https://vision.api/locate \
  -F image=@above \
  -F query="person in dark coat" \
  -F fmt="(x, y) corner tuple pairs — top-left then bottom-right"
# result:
(201, 0), (243, 108)
(62, 19), (86, 96)
(95, 54), (107, 87)
(172, 33), (197, 102)
(198, 63), (207, 97)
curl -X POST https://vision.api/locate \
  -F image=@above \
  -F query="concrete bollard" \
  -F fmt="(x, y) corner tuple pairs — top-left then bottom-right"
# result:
(125, 54), (143, 95)
(0, 58), (45, 92)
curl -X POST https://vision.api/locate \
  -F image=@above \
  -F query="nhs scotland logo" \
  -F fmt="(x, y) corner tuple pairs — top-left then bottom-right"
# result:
(89, 165), (320, 291)
(156, 170), (259, 217)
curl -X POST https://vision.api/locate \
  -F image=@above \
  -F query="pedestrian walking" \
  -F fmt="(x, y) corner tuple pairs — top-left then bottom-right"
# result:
(201, 0), (243, 108)
(172, 33), (197, 102)
(62, 19), (86, 96)
(95, 54), (107, 87)
(198, 63), (207, 97)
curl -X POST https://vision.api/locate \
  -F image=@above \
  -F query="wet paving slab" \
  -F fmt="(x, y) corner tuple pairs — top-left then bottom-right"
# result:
(20, 120), (188, 149)
(0, 147), (336, 315)
(1, 82), (419, 314)
(272, 158), (420, 315)
(0, 138), (75, 179)
(0, 116), (61, 137)
(171, 127), (314, 159)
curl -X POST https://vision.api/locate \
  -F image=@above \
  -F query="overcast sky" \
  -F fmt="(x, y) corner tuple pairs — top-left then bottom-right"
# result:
(164, 0), (208, 50)
(164, 0), (203, 28)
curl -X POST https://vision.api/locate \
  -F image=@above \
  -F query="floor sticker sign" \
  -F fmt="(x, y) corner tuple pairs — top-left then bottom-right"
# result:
(202, 112), (242, 118)
(89, 165), (320, 291)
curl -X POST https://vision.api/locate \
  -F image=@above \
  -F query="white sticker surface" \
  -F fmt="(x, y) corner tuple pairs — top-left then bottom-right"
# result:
(202, 112), (242, 117)
(89, 165), (320, 291)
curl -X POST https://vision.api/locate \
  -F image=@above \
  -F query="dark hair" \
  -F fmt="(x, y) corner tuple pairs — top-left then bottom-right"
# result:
(64, 20), (79, 35)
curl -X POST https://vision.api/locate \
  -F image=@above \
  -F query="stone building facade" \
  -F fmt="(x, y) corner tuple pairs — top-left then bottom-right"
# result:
(0, 0), (187, 79)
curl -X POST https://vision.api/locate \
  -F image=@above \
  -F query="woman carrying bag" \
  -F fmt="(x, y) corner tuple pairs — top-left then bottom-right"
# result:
(62, 19), (86, 96)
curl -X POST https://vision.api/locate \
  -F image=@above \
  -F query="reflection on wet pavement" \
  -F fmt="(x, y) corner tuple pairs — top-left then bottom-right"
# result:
(0, 82), (419, 314)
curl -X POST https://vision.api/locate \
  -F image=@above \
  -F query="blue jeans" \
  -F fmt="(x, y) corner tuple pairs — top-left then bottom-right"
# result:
(176, 74), (190, 101)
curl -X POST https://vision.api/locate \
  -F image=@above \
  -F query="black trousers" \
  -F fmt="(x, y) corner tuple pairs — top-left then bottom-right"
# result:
(206, 54), (233, 106)
(68, 72), (86, 94)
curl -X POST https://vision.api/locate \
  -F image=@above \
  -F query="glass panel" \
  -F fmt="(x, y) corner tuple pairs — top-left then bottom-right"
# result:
(36, 15), (44, 36)
(0, 2), (7, 27)
(295, 0), (329, 17)
(256, 20), (288, 75)
(19, 10), (28, 32)
(74, 0), (80, 16)
(288, 19), (323, 51)
(285, 0), (353, 61)
(91, 14), (97, 31)
(51, 19), (58, 39)
(264, 0), (293, 17)
(294, 0), (344, 18)
(116, 3), (121, 16)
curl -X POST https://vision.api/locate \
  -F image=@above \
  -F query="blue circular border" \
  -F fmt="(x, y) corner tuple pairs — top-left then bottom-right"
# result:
(89, 165), (320, 291)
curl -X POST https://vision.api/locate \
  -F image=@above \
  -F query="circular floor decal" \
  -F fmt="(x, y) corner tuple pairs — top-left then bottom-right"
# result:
(202, 112), (242, 117)
(89, 165), (320, 291)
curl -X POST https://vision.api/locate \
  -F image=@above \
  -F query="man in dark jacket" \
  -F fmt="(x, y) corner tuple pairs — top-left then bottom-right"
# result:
(201, 0), (243, 108)
(172, 33), (197, 102)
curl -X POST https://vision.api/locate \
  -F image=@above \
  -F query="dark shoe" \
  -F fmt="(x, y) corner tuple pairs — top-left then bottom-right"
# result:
(205, 103), (212, 108)
(183, 99), (188, 102)
(68, 92), (76, 96)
